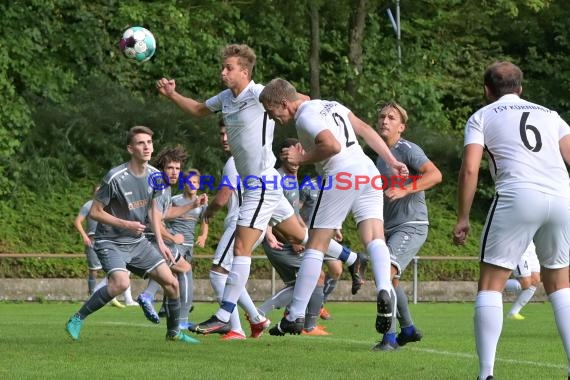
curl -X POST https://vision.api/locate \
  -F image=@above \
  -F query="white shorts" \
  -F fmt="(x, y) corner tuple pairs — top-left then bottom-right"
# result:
(480, 188), (570, 270)
(269, 196), (295, 227)
(212, 217), (266, 272)
(513, 242), (541, 278)
(237, 168), (285, 231)
(309, 162), (383, 229)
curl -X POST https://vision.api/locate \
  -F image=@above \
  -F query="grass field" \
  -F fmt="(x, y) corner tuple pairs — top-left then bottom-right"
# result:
(0, 301), (567, 380)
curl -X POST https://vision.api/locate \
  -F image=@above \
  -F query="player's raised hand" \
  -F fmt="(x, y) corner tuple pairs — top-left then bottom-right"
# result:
(281, 143), (304, 166)
(156, 78), (176, 97)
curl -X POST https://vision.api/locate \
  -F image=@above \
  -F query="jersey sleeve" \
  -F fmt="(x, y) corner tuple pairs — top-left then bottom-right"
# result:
(94, 179), (113, 206)
(205, 92), (223, 113)
(557, 112), (570, 140)
(296, 106), (328, 140)
(78, 201), (92, 217)
(463, 110), (485, 147)
(406, 142), (431, 172)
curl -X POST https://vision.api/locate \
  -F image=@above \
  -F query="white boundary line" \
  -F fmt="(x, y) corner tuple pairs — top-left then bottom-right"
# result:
(96, 322), (566, 370)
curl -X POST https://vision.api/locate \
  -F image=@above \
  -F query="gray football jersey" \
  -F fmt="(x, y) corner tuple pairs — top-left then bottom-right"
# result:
(376, 138), (429, 230)
(94, 162), (164, 244)
(79, 200), (98, 236)
(167, 194), (207, 246)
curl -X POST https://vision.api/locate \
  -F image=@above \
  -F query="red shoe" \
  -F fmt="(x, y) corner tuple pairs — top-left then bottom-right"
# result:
(246, 314), (271, 338)
(221, 330), (246, 340)
(319, 307), (332, 320)
(302, 325), (331, 336)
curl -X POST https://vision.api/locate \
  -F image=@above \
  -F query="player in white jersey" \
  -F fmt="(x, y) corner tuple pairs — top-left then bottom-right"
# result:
(504, 242), (541, 320)
(205, 120), (271, 340)
(452, 61), (570, 380)
(259, 78), (408, 337)
(156, 44), (334, 335)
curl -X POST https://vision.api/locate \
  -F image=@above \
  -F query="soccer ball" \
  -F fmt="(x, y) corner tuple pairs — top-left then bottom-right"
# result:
(119, 26), (156, 62)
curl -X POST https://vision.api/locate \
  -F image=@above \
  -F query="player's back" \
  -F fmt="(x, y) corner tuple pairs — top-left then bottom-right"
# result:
(295, 100), (368, 174)
(466, 95), (570, 196)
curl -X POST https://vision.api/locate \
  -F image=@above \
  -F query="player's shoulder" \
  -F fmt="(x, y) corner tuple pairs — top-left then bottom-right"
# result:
(147, 164), (160, 173)
(394, 138), (425, 153)
(104, 162), (129, 183)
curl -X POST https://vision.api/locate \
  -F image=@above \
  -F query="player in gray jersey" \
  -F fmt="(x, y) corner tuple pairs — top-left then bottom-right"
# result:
(165, 168), (209, 324)
(374, 102), (442, 350)
(137, 147), (207, 329)
(74, 186), (137, 307)
(65, 126), (199, 345)
(74, 187), (104, 296)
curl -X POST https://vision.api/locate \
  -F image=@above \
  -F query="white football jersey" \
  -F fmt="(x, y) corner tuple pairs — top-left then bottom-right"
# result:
(205, 80), (276, 178)
(294, 100), (367, 174)
(464, 94), (570, 196)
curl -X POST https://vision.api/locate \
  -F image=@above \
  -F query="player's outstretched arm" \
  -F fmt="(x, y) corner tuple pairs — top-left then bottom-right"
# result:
(156, 78), (212, 118)
(349, 112), (408, 176)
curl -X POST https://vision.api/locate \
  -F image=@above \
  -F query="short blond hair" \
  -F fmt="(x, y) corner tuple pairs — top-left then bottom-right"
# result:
(378, 102), (408, 124)
(222, 44), (256, 78)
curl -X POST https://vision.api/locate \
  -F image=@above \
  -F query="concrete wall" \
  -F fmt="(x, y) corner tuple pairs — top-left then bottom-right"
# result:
(0, 278), (549, 303)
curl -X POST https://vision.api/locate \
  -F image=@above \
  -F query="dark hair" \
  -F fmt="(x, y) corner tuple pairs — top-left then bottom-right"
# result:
(484, 61), (523, 99)
(126, 126), (153, 145)
(279, 137), (299, 151)
(152, 145), (188, 171)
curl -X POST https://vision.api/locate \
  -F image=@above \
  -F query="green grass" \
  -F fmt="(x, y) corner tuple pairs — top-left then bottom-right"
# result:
(0, 302), (566, 379)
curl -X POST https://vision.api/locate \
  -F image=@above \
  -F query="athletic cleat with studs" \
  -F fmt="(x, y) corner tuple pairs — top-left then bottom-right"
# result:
(65, 314), (84, 341)
(372, 340), (400, 351)
(476, 376), (494, 380)
(221, 330), (247, 340)
(375, 289), (393, 334)
(396, 328), (423, 346)
(246, 314), (271, 338)
(166, 331), (200, 344)
(110, 298), (125, 308)
(269, 316), (304, 336)
(192, 315), (231, 335)
(136, 293), (160, 324)
(507, 313), (525, 320)
(301, 325), (330, 336)
(348, 253), (365, 295)
(319, 306), (332, 320)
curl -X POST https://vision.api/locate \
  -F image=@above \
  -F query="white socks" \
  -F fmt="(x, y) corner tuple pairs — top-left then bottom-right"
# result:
(287, 249), (323, 320)
(474, 290), (503, 380)
(367, 239), (392, 291)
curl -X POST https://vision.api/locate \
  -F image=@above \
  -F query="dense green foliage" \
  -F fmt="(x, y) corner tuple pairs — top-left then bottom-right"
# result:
(1, 0), (567, 279)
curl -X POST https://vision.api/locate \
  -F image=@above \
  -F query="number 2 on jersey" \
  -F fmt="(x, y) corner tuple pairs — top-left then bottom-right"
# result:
(332, 112), (355, 147)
